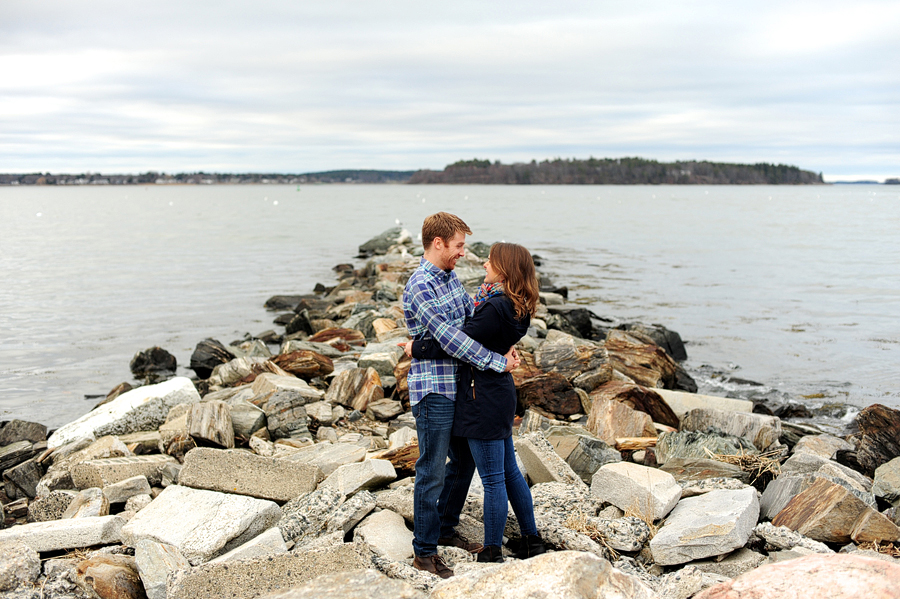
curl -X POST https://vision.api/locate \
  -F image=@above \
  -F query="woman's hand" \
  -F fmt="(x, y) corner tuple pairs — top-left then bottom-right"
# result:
(503, 346), (520, 372)
(398, 341), (413, 358)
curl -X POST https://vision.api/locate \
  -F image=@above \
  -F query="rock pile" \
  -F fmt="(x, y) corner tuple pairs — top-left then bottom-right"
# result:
(1, 228), (898, 599)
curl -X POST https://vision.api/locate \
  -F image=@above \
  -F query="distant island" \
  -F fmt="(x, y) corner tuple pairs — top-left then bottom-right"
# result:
(410, 157), (824, 185)
(0, 157), (837, 186)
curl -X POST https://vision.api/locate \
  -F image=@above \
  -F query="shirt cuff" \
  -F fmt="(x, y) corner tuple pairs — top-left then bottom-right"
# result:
(488, 354), (507, 373)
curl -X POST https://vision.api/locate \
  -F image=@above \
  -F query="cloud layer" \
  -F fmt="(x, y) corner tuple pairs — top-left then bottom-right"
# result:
(2, 0), (898, 179)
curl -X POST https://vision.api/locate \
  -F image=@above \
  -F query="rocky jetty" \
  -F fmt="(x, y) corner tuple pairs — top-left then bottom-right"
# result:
(1, 228), (898, 599)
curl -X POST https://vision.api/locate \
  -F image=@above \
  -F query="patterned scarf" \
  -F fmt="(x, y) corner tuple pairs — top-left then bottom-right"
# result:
(474, 281), (505, 307)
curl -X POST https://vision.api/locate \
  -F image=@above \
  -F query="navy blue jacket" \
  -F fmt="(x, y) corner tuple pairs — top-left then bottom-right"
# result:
(412, 294), (529, 439)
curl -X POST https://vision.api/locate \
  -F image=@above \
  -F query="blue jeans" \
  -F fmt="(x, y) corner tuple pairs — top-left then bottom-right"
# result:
(467, 435), (539, 547)
(411, 393), (475, 557)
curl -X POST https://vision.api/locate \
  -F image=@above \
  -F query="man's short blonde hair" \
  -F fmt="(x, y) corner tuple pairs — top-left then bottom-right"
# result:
(421, 212), (473, 250)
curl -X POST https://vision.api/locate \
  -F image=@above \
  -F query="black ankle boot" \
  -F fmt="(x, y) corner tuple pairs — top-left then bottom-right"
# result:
(476, 545), (504, 563)
(513, 534), (547, 559)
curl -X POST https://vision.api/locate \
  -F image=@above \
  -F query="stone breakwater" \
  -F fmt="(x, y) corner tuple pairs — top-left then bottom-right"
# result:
(1, 227), (899, 599)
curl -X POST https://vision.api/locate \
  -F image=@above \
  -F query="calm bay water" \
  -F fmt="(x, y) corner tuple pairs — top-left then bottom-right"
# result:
(1, 184), (898, 429)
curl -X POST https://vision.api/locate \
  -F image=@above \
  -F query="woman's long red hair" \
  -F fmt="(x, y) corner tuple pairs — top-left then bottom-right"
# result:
(489, 242), (539, 319)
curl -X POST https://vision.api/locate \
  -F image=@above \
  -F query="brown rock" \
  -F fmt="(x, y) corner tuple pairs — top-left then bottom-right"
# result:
(605, 329), (679, 389)
(772, 477), (900, 544)
(586, 397), (656, 447)
(271, 350), (334, 380)
(694, 553), (900, 599)
(588, 381), (679, 428)
(324, 367), (383, 411)
(855, 404), (900, 477)
(308, 328), (366, 348)
(393, 355), (411, 403)
(534, 333), (611, 383)
(75, 554), (147, 599)
(516, 372), (583, 416)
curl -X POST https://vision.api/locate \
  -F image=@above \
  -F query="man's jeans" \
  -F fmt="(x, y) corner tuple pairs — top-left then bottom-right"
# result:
(467, 435), (538, 547)
(411, 393), (475, 557)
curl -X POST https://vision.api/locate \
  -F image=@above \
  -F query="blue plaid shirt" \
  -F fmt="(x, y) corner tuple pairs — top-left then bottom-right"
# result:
(403, 258), (507, 405)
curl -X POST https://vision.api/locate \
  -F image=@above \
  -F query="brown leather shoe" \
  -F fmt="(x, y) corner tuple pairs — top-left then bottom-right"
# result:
(438, 531), (484, 553)
(413, 554), (454, 579)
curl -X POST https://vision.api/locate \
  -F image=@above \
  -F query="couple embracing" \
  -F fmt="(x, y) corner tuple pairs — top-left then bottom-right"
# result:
(401, 212), (546, 579)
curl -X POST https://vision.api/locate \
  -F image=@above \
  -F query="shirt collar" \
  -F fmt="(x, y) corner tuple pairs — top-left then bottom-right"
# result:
(421, 257), (452, 283)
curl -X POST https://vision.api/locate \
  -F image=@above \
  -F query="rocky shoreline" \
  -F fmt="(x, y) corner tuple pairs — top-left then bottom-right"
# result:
(1, 227), (899, 599)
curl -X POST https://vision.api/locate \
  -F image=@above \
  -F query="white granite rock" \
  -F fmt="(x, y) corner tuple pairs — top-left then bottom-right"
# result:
(0, 515), (124, 552)
(209, 527), (289, 563)
(591, 462), (682, 521)
(319, 459), (396, 497)
(282, 441), (366, 476)
(103, 475), (152, 504)
(650, 488), (760, 566)
(135, 539), (191, 599)
(48, 377), (200, 448)
(121, 484), (282, 565)
(354, 509), (414, 561)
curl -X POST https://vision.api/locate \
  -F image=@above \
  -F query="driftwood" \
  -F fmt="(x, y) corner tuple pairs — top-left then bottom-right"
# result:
(188, 401), (235, 449)
(615, 437), (658, 451)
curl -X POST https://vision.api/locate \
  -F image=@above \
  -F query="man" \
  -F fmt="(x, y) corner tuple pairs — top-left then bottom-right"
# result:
(402, 212), (519, 579)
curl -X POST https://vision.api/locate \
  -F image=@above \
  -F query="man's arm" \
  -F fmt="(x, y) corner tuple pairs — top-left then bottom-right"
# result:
(406, 281), (509, 373)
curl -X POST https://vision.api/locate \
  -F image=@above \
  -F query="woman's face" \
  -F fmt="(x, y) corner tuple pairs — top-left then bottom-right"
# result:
(483, 255), (503, 284)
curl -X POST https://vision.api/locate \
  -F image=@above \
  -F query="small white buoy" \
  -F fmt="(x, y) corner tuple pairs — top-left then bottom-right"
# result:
(273, 200), (278, 205)
(169, 201), (173, 206)
(36, 212), (42, 217)
(422, 198), (426, 203)
(395, 218), (400, 225)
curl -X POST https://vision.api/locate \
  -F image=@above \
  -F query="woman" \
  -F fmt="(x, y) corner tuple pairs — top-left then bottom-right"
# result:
(407, 242), (547, 563)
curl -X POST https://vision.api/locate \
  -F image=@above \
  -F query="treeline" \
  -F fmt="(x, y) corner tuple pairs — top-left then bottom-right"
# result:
(0, 170), (415, 186)
(409, 157), (824, 185)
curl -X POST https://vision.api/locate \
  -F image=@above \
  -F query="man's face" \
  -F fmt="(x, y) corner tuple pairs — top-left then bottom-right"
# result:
(436, 231), (467, 271)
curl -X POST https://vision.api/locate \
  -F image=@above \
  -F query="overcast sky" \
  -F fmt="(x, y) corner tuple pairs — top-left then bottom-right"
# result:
(2, 1), (898, 180)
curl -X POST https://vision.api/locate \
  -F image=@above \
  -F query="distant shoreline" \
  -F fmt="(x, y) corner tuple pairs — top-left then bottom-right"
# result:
(0, 156), (860, 186)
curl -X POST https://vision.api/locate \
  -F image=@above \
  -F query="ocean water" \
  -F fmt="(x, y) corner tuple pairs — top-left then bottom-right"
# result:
(1, 184), (898, 429)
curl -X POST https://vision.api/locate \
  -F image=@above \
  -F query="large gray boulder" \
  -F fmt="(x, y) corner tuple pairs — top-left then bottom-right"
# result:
(121, 485), (282, 565)
(650, 487), (759, 566)
(430, 550), (657, 599)
(48, 377), (200, 448)
(178, 447), (323, 503)
(681, 408), (781, 451)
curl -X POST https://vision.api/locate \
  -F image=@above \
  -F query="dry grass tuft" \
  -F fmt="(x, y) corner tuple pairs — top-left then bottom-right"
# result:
(704, 446), (784, 487)
(564, 511), (620, 560)
(857, 541), (900, 558)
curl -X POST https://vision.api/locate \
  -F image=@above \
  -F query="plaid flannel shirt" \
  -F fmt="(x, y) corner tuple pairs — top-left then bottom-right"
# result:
(403, 258), (507, 405)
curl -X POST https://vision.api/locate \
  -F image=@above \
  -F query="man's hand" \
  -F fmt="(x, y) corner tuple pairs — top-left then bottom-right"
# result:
(503, 346), (520, 372)
(398, 341), (413, 358)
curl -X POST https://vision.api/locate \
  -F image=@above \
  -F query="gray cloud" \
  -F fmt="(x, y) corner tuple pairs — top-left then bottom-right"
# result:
(1, 0), (898, 179)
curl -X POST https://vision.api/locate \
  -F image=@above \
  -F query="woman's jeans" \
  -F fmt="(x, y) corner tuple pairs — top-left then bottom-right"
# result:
(467, 435), (538, 547)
